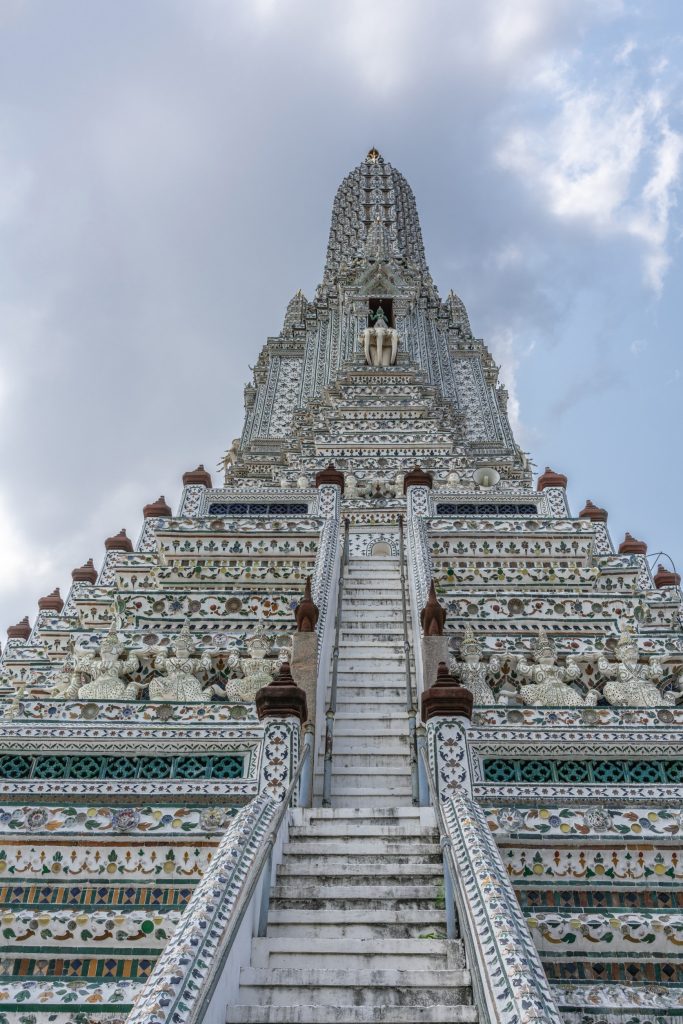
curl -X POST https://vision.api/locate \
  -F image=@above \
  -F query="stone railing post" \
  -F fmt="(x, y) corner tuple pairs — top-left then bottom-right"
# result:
(405, 480), (433, 700)
(256, 662), (308, 804)
(421, 661), (473, 801)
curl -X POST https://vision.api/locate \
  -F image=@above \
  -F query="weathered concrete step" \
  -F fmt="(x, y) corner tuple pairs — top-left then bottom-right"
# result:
(342, 598), (403, 608)
(316, 794), (415, 808)
(265, 908), (446, 939)
(342, 606), (402, 615)
(322, 755), (412, 770)
(313, 790), (413, 806)
(322, 776), (413, 793)
(341, 622), (403, 631)
(346, 559), (399, 568)
(331, 696), (403, 712)
(343, 588), (402, 597)
(341, 632), (405, 643)
(283, 840), (440, 857)
(250, 937), (462, 971)
(226, 1005), (478, 1023)
(293, 806), (429, 822)
(238, 969), (471, 1006)
(318, 737), (409, 753)
(282, 831), (428, 847)
(324, 765), (412, 777)
(337, 656), (407, 668)
(277, 862), (443, 880)
(344, 573), (403, 581)
(332, 678), (410, 691)
(288, 824), (435, 839)
(337, 667), (411, 675)
(332, 720), (409, 736)
(335, 702), (408, 715)
(270, 896), (443, 912)
(272, 883), (442, 900)
(341, 625), (402, 636)
(312, 779), (414, 794)
(336, 660), (408, 670)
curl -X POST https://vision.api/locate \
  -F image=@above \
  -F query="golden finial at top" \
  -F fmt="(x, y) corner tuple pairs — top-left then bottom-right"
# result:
(366, 147), (380, 162)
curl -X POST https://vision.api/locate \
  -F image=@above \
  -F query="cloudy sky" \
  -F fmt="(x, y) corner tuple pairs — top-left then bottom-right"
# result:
(0, 0), (682, 633)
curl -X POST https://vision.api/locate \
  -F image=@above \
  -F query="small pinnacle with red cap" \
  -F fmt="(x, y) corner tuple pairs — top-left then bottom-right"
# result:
(255, 661), (308, 723)
(182, 464), (212, 487)
(7, 616), (31, 640)
(105, 529), (133, 552)
(143, 496), (172, 519)
(537, 467), (568, 491)
(72, 559), (98, 584)
(403, 465), (434, 493)
(315, 464), (345, 493)
(579, 500), (608, 523)
(654, 565), (681, 589)
(421, 660), (473, 722)
(38, 589), (64, 613)
(618, 533), (647, 555)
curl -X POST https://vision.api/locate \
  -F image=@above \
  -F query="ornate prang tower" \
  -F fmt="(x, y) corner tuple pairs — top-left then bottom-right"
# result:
(1, 150), (681, 1024)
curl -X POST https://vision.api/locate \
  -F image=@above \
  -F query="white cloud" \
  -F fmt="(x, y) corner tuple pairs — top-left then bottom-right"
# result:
(488, 327), (536, 440)
(0, 492), (54, 601)
(497, 75), (683, 292)
(0, 149), (32, 226)
(615, 38), (636, 63)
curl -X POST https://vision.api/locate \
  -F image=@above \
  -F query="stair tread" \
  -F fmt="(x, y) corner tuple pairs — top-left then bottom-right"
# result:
(226, 1005), (478, 1022)
(240, 967), (471, 986)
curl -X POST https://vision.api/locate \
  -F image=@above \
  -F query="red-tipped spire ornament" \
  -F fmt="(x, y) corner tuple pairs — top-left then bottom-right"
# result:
(143, 496), (172, 519)
(182, 464), (212, 487)
(421, 661), (473, 721)
(72, 559), (98, 584)
(618, 533), (647, 555)
(537, 467), (568, 491)
(38, 589), (63, 613)
(7, 616), (31, 640)
(104, 529), (133, 552)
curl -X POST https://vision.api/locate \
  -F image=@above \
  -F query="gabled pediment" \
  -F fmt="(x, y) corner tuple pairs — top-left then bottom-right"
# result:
(349, 260), (407, 295)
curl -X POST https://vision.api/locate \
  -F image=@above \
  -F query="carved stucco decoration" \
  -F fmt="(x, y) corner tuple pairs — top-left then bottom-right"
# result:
(450, 626), (501, 705)
(76, 622), (140, 701)
(516, 629), (598, 707)
(149, 619), (212, 703)
(598, 625), (679, 707)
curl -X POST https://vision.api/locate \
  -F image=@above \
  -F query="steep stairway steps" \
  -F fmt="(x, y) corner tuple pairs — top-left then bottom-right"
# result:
(226, 807), (474, 1024)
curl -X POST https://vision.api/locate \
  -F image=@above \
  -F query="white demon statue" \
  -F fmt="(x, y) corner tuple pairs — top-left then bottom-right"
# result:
(449, 626), (501, 705)
(149, 620), (213, 702)
(516, 629), (598, 707)
(75, 622), (141, 701)
(597, 626), (677, 707)
(211, 629), (287, 702)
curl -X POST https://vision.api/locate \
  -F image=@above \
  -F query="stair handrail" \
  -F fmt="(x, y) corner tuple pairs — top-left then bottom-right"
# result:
(126, 745), (311, 1024)
(398, 513), (419, 803)
(419, 747), (563, 1024)
(322, 515), (350, 806)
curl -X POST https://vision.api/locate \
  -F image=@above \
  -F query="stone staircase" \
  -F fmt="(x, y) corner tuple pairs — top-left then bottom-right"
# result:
(226, 550), (477, 1023)
(314, 553), (413, 808)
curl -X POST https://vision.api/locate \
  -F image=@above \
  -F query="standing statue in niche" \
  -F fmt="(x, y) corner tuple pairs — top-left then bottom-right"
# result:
(150, 620), (212, 702)
(76, 622), (141, 701)
(598, 626), (676, 707)
(449, 627), (501, 705)
(50, 639), (85, 699)
(362, 306), (399, 367)
(516, 629), (597, 707)
(211, 630), (287, 702)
